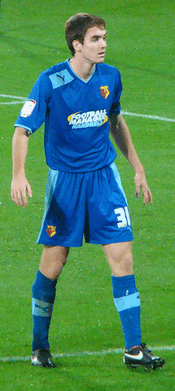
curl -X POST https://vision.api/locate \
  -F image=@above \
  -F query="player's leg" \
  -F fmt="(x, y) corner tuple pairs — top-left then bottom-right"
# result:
(86, 164), (164, 368)
(85, 165), (140, 349)
(102, 241), (141, 350)
(31, 245), (69, 367)
(32, 169), (87, 367)
(102, 242), (165, 369)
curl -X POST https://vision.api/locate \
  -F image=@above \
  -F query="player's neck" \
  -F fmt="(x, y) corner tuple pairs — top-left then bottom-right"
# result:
(69, 57), (95, 82)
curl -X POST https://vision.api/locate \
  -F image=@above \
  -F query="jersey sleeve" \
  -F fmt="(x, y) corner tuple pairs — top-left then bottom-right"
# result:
(109, 69), (122, 116)
(14, 72), (51, 133)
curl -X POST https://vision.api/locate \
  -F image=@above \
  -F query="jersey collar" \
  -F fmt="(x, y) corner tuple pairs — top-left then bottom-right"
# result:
(66, 59), (97, 83)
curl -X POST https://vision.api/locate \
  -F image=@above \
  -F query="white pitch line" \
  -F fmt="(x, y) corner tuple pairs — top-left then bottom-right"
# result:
(0, 94), (27, 100)
(0, 345), (174, 363)
(121, 111), (175, 123)
(0, 101), (26, 105)
(0, 94), (26, 105)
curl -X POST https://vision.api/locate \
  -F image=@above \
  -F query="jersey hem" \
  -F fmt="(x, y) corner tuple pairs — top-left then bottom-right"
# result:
(46, 158), (117, 174)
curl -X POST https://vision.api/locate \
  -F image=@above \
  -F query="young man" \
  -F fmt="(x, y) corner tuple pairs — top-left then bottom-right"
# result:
(11, 13), (165, 369)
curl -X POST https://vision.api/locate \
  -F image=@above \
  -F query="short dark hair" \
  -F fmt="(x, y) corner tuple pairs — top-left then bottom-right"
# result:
(65, 13), (106, 56)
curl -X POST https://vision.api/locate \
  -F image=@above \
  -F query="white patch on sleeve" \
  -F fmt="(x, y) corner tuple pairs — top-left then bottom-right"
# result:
(20, 99), (36, 117)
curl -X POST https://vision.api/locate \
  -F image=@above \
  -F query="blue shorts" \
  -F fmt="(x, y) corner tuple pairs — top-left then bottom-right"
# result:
(37, 162), (133, 247)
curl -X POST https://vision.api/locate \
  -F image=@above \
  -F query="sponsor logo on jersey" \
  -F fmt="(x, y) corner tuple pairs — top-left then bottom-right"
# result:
(46, 225), (56, 237)
(67, 110), (108, 129)
(20, 99), (36, 117)
(100, 86), (110, 99)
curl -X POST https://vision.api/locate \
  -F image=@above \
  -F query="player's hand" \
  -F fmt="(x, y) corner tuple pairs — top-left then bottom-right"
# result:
(11, 175), (33, 207)
(134, 171), (153, 206)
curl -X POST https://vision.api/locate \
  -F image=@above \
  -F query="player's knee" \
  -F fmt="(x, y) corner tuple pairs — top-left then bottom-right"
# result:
(40, 245), (69, 279)
(58, 247), (69, 266)
(108, 245), (133, 276)
(123, 254), (133, 273)
(60, 256), (67, 267)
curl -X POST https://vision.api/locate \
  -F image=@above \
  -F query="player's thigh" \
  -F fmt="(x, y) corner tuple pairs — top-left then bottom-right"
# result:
(102, 241), (133, 277)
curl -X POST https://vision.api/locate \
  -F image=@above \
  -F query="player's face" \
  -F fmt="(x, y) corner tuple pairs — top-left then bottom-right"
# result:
(80, 26), (107, 64)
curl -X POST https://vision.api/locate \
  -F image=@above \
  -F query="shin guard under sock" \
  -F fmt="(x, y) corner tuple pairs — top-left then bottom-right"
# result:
(32, 270), (57, 351)
(112, 274), (141, 350)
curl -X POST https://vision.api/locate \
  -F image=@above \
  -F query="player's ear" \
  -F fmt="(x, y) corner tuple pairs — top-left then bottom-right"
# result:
(72, 40), (82, 54)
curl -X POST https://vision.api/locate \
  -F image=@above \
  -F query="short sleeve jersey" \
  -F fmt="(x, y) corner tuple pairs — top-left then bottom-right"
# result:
(15, 60), (122, 172)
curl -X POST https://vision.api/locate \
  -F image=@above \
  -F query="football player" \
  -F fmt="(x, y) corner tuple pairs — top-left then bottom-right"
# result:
(11, 13), (165, 370)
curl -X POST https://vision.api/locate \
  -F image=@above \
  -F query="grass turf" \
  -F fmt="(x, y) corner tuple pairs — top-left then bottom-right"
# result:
(0, 0), (174, 389)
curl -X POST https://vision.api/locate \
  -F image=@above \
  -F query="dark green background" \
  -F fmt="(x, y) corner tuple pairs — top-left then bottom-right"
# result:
(0, 0), (174, 389)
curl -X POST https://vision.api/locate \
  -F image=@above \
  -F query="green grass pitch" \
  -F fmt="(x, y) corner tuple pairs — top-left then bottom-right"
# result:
(0, 0), (175, 390)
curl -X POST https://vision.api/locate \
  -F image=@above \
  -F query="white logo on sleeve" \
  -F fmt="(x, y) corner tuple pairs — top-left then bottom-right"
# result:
(20, 99), (36, 118)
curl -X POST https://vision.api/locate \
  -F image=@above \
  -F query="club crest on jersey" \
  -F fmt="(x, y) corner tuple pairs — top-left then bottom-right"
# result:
(46, 225), (56, 237)
(100, 86), (110, 99)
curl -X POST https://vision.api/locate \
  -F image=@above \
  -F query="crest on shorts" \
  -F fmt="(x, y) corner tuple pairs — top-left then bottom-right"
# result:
(100, 86), (110, 99)
(46, 225), (56, 237)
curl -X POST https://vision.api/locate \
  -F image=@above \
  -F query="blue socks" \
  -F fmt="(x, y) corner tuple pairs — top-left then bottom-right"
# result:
(32, 270), (57, 351)
(112, 274), (141, 350)
(32, 271), (141, 351)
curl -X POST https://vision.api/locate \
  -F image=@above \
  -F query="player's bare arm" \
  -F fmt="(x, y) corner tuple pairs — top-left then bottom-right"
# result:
(109, 113), (153, 205)
(11, 126), (32, 207)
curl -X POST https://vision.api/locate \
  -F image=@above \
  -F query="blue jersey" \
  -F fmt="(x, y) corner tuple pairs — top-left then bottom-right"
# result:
(15, 60), (122, 172)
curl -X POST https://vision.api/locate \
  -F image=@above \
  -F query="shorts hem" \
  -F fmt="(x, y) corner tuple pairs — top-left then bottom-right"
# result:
(85, 236), (133, 245)
(37, 240), (83, 248)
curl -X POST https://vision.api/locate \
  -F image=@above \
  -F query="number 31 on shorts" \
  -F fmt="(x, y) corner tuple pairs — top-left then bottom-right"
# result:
(114, 207), (131, 228)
